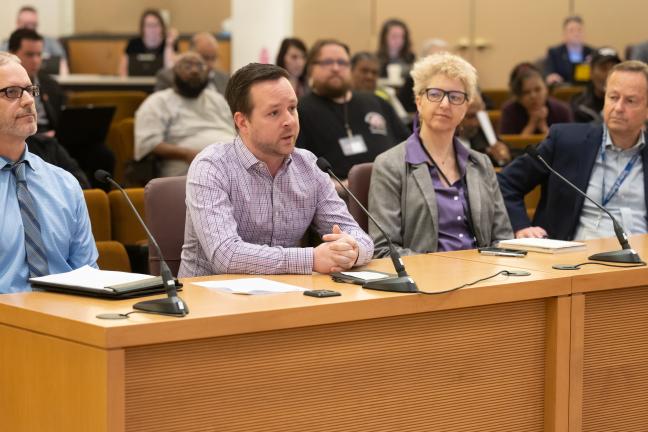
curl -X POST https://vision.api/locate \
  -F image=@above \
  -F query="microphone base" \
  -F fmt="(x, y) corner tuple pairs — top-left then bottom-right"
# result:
(363, 276), (419, 293)
(588, 249), (643, 264)
(133, 296), (189, 317)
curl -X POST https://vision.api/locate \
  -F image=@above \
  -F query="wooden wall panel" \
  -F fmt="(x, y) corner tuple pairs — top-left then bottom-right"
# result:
(124, 299), (547, 432)
(580, 287), (648, 432)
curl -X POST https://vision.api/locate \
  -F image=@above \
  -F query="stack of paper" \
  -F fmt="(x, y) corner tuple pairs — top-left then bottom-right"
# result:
(194, 278), (306, 295)
(497, 238), (586, 254)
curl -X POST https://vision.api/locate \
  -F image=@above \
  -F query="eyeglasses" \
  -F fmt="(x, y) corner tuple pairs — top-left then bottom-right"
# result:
(423, 88), (468, 105)
(313, 59), (350, 68)
(0, 85), (40, 99)
(177, 62), (208, 72)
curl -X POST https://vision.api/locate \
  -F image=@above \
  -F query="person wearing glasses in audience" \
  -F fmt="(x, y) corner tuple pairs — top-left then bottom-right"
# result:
(297, 39), (409, 194)
(0, 53), (97, 293)
(368, 52), (513, 257)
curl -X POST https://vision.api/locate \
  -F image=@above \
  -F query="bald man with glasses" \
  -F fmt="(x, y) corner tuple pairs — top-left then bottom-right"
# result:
(0, 52), (97, 293)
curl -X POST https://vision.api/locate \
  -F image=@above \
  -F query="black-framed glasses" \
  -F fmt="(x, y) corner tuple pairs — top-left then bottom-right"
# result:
(0, 85), (40, 99)
(423, 87), (468, 105)
(313, 59), (350, 68)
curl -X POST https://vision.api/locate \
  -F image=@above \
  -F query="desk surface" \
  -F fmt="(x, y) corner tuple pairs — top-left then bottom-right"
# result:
(0, 253), (568, 349)
(53, 74), (156, 92)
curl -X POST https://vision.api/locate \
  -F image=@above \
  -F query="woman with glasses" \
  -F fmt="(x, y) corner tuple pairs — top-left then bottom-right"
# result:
(368, 52), (513, 257)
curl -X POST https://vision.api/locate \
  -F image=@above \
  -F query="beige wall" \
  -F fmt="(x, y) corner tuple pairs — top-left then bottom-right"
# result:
(72, 0), (648, 87)
(74, 0), (230, 33)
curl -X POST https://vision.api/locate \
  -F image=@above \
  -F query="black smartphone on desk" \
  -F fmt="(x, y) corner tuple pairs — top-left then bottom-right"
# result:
(478, 247), (527, 257)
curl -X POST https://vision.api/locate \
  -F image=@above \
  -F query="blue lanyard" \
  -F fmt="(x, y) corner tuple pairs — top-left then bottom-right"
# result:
(600, 143), (641, 206)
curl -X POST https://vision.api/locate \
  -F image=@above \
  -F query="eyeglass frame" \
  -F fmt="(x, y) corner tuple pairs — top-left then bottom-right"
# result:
(312, 59), (351, 68)
(0, 85), (40, 99)
(422, 87), (468, 105)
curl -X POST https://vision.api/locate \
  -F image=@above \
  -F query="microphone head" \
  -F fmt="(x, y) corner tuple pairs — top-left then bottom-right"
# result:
(94, 169), (112, 183)
(316, 157), (333, 173)
(525, 145), (540, 159)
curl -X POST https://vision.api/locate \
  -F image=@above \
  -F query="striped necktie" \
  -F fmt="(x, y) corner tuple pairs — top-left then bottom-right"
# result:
(11, 161), (50, 278)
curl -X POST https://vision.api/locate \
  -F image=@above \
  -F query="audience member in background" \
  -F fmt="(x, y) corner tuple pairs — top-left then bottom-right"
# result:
(134, 52), (235, 177)
(500, 63), (573, 135)
(178, 63), (373, 277)
(629, 39), (648, 64)
(544, 15), (595, 85)
(119, 9), (177, 77)
(368, 52), (513, 257)
(397, 38), (451, 113)
(155, 32), (228, 95)
(297, 40), (409, 192)
(350, 51), (409, 123)
(456, 94), (512, 166)
(376, 19), (415, 81)
(0, 53), (96, 293)
(572, 48), (621, 123)
(276, 38), (308, 98)
(498, 61), (648, 241)
(1, 6), (69, 75)
(9, 29), (92, 188)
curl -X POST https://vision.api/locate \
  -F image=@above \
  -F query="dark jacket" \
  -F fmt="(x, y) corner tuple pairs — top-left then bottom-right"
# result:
(37, 70), (66, 131)
(497, 123), (648, 240)
(26, 135), (91, 189)
(545, 43), (595, 83)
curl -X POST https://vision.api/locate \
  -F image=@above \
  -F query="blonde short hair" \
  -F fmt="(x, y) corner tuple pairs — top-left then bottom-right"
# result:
(410, 52), (478, 102)
(0, 51), (21, 67)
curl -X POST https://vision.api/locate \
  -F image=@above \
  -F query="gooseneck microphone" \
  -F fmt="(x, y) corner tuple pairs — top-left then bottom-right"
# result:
(524, 146), (642, 264)
(94, 170), (189, 316)
(315, 158), (418, 292)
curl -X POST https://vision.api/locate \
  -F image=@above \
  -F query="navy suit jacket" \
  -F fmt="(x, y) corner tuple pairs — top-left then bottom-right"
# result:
(545, 43), (595, 83)
(498, 123), (648, 240)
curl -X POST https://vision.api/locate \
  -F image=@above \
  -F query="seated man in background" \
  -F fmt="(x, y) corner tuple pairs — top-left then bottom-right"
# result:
(9, 28), (112, 187)
(179, 63), (373, 277)
(498, 61), (648, 241)
(154, 32), (229, 95)
(571, 48), (621, 123)
(297, 39), (409, 191)
(350, 51), (409, 124)
(134, 52), (235, 177)
(1, 6), (69, 75)
(0, 53), (96, 293)
(544, 15), (594, 86)
(456, 94), (512, 166)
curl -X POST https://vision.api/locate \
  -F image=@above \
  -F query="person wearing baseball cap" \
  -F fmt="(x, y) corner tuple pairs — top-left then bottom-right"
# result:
(571, 47), (622, 123)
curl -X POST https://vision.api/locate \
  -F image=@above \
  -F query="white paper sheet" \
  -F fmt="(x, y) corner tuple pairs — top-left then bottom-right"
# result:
(340, 271), (391, 281)
(194, 278), (307, 295)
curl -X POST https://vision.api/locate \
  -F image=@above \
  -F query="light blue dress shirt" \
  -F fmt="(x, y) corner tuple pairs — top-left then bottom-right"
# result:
(574, 127), (647, 240)
(0, 147), (98, 293)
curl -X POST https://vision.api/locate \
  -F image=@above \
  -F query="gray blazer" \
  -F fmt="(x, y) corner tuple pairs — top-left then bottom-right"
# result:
(368, 140), (513, 257)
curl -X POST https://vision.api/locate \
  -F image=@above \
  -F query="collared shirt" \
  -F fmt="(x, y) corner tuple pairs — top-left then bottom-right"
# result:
(0, 147), (98, 293)
(134, 87), (235, 177)
(178, 137), (374, 277)
(405, 133), (476, 252)
(574, 126), (647, 240)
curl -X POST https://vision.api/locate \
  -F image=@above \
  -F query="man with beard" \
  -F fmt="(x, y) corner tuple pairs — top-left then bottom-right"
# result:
(456, 94), (512, 166)
(134, 52), (235, 177)
(297, 39), (409, 189)
(0, 53), (97, 293)
(178, 63), (373, 276)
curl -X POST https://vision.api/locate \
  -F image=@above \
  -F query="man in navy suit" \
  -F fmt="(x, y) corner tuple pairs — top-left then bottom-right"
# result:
(545, 16), (594, 85)
(498, 61), (648, 241)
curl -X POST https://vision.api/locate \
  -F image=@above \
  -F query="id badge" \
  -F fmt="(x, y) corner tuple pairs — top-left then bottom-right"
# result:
(339, 134), (368, 156)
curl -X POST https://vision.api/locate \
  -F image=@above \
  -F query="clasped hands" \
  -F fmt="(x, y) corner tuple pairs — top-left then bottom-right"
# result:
(313, 224), (359, 274)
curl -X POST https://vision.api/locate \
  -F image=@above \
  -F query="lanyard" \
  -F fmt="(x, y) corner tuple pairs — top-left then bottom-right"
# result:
(600, 143), (641, 206)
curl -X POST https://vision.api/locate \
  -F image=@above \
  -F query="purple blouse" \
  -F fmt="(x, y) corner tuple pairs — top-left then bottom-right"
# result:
(405, 133), (477, 251)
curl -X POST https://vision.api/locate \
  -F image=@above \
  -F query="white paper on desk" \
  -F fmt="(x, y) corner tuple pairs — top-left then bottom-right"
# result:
(340, 271), (391, 281)
(29, 265), (157, 289)
(194, 278), (307, 295)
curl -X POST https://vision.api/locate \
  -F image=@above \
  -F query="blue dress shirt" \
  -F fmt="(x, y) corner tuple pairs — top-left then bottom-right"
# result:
(0, 147), (98, 293)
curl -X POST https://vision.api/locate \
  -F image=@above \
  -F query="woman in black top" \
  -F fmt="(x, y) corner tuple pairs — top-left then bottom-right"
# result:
(376, 19), (415, 80)
(118, 9), (177, 77)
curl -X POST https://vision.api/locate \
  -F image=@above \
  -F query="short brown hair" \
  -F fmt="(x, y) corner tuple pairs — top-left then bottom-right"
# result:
(609, 60), (648, 101)
(225, 63), (289, 123)
(305, 39), (350, 77)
